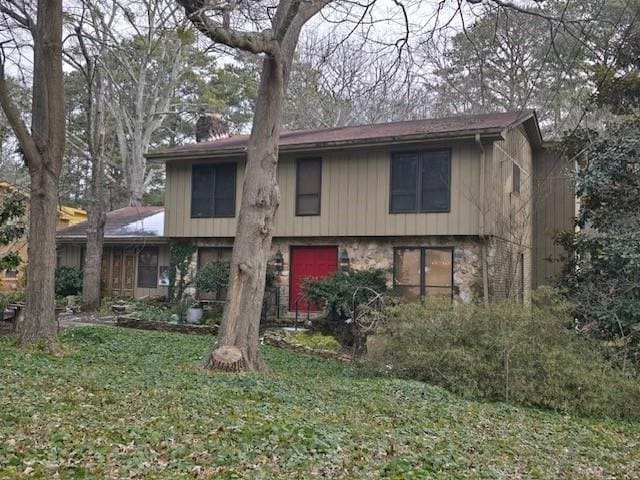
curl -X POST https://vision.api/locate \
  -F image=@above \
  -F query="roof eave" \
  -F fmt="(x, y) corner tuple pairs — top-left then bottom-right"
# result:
(146, 128), (507, 162)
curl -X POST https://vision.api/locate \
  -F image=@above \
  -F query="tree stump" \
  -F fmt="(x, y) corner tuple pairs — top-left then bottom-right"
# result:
(204, 345), (244, 372)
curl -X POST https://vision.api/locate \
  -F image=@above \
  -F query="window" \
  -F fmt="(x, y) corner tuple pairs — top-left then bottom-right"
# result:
(393, 247), (454, 299)
(296, 158), (322, 216)
(137, 247), (159, 288)
(191, 163), (237, 218)
(513, 162), (521, 194)
(390, 150), (451, 213)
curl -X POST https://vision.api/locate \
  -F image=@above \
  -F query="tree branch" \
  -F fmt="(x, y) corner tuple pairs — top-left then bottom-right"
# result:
(177, 0), (279, 55)
(0, 62), (40, 167)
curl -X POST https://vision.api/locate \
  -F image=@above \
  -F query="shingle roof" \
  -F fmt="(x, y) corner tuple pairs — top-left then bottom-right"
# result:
(57, 206), (164, 240)
(147, 110), (540, 159)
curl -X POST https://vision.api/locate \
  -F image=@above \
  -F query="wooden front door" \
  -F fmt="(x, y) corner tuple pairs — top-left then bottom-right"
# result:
(289, 246), (338, 311)
(102, 247), (136, 298)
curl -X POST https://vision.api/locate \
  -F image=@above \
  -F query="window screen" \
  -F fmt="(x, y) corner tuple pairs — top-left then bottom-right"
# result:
(191, 163), (237, 218)
(137, 247), (159, 288)
(296, 158), (322, 215)
(390, 150), (450, 213)
(513, 162), (521, 194)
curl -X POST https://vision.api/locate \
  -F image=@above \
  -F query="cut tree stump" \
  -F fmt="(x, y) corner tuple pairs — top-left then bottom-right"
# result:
(205, 345), (244, 372)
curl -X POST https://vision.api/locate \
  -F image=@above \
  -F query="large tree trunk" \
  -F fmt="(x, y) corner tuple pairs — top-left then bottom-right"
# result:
(204, 55), (286, 372)
(19, 167), (59, 348)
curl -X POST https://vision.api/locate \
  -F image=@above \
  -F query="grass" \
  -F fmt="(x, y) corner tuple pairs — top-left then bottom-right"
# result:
(0, 327), (638, 479)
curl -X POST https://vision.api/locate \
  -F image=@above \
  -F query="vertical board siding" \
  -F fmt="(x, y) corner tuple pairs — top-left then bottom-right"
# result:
(164, 142), (483, 238)
(490, 127), (534, 296)
(532, 146), (575, 287)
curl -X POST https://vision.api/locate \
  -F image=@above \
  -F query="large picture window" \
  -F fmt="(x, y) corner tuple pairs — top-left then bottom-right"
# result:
(390, 150), (451, 213)
(191, 163), (237, 218)
(296, 157), (322, 216)
(137, 247), (159, 288)
(393, 247), (454, 299)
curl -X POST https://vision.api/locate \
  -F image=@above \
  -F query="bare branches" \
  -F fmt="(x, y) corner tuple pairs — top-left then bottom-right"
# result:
(177, 0), (279, 55)
(0, 61), (39, 166)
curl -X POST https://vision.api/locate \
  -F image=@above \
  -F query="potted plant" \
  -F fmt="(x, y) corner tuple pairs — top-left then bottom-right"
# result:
(185, 296), (203, 324)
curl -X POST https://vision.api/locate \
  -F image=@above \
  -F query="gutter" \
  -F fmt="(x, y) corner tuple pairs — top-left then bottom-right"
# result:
(146, 129), (507, 162)
(475, 133), (490, 306)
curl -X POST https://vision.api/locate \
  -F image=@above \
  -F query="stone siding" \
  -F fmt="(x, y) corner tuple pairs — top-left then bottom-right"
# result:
(175, 236), (484, 310)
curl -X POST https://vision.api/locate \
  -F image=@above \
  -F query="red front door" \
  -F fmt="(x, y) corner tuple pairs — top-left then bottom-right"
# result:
(289, 246), (338, 311)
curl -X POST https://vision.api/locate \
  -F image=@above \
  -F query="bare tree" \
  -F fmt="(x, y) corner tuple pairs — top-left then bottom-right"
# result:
(64, 2), (117, 311)
(178, 0), (345, 371)
(0, 0), (65, 349)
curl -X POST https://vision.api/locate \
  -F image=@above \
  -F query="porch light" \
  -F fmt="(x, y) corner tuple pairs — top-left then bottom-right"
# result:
(273, 248), (284, 272)
(339, 248), (350, 271)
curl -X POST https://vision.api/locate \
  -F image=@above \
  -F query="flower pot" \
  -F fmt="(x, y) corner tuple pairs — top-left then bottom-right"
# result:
(186, 307), (203, 324)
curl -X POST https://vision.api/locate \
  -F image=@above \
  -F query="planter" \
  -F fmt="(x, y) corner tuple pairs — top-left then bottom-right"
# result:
(186, 307), (203, 324)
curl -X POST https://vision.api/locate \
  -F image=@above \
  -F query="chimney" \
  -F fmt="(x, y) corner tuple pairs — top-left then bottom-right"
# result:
(195, 113), (230, 143)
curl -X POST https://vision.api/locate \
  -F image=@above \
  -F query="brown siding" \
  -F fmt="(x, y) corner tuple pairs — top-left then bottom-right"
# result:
(57, 244), (83, 268)
(165, 141), (482, 238)
(488, 127), (534, 298)
(532, 145), (575, 287)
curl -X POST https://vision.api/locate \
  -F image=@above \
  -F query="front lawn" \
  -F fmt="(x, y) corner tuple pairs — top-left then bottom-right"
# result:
(1, 327), (638, 479)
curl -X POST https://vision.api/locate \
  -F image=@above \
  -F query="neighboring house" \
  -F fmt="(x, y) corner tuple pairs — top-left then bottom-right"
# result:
(56, 111), (575, 308)
(0, 182), (87, 292)
(56, 207), (168, 299)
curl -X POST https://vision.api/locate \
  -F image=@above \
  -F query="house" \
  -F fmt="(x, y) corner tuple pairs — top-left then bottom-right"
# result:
(56, 206), (169, 299)
(0, 182), (87, 292)
(56, 111), (575, 309)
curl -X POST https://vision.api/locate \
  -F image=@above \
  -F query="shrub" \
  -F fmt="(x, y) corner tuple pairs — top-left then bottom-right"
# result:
(55, 266), (83, 297)
(303, 269), (388, 319)
(367, 288), (640, 419)
(195, 260), (230, 294)
(285, 331), (342, 352)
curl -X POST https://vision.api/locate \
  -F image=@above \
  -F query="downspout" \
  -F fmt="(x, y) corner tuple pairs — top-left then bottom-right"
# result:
(476, 133), (489, 306)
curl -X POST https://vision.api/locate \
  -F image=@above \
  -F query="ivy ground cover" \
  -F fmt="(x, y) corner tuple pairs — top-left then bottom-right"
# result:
(1, 326), (639, 479)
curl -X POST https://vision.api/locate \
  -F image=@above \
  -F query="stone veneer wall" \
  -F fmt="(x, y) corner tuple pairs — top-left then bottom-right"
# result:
(178, 236), (483, 308)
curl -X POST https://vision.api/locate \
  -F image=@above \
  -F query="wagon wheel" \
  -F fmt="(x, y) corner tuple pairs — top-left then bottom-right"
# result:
(351, 286), (385, 335)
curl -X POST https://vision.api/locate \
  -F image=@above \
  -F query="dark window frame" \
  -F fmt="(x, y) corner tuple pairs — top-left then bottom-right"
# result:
(392, 246), (455, 300)
(512, 162), (521, 194)
(190, 162), (237, 219)
(137, 246), (159, 289)
(389, 149), (452, 214)
(295, 157), (322, 216)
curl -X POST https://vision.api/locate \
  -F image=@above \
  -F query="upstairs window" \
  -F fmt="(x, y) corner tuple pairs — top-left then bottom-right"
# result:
(191, 163), (237, 218)
(137, 247), (159, 288)
(513, 162), (521, 194)
(296, 157), (322, 216)
(390, 150), (451, 213)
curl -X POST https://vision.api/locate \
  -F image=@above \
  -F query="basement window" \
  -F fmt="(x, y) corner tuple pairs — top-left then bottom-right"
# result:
(393, 247), (454, 300)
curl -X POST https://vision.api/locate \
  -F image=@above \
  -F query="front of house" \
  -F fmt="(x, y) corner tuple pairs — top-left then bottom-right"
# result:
(57, 110), (574, 310)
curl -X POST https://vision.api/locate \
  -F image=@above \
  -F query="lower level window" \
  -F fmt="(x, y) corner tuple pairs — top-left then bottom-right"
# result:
(137, 247), (159, 288)
(393, 247), (454, 300)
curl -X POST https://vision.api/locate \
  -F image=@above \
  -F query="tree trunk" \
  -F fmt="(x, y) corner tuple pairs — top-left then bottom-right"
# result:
(82, 204), (106, 311)
(19, 167), (59, 349)
(204, 55), (286, 372)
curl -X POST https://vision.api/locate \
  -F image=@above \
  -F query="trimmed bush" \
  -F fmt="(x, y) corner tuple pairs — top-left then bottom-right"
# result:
(195, 260), (230, 294)
(55, 266), (83, 297)
(367, 287), (640, 419)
